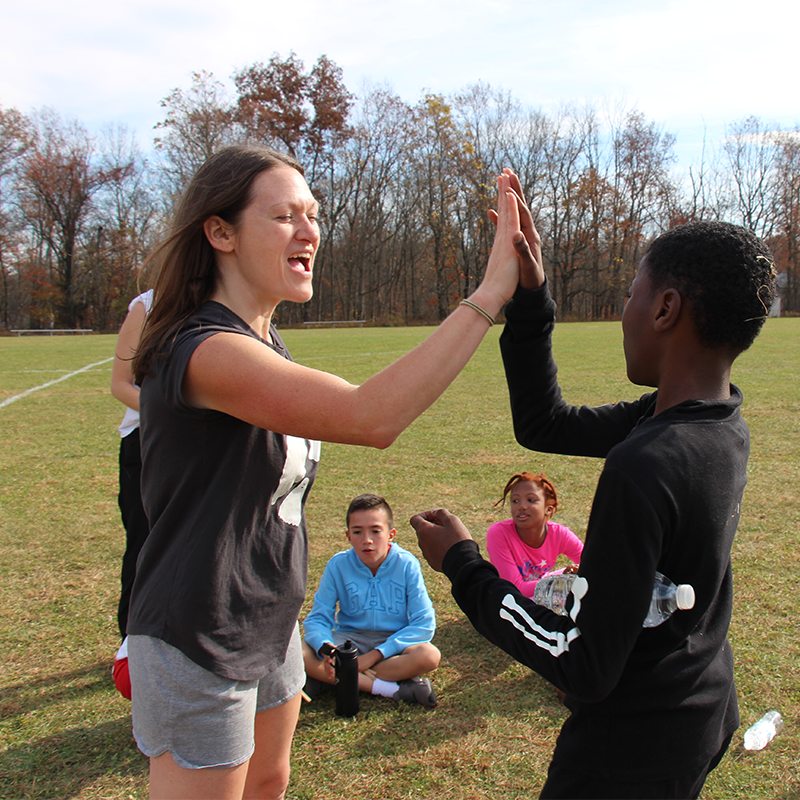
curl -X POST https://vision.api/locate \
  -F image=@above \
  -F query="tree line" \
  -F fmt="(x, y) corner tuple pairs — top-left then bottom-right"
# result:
(1, 52), (797, 332)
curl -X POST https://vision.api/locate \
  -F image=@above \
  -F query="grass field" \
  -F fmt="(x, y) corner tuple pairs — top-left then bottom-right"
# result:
(0, 319), (798, 799)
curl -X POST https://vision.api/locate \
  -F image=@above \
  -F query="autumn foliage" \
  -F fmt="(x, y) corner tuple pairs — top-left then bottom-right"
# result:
(1, 54), (797, 332)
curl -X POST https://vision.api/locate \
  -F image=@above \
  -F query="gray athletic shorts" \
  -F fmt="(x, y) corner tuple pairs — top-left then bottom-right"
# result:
(128, 625), (304, 770)
(332, 630), (388, 655)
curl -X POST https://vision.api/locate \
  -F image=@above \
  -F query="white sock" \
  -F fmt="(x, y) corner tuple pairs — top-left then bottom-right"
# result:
(371, 678), (399, 698)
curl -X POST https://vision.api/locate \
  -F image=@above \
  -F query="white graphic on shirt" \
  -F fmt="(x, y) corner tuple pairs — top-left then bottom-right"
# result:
(270, 436), (321, 526)
(569, 576), (589, 622)
(498, 575), (588, 657)
(499, 592), (582, 657)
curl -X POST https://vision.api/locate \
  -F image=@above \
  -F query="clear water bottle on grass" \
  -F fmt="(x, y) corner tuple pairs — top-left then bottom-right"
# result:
(744, 711), (784, 751)
(533, 570), (694, 627)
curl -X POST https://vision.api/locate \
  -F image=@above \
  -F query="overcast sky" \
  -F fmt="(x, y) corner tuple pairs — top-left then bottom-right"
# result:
(2, 0), (797, 170)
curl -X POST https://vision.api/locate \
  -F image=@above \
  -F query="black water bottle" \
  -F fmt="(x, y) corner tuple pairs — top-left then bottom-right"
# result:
(334, 639), (359, 717)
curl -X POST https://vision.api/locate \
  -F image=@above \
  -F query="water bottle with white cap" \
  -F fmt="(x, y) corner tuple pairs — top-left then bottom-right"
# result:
(533, 570), (694, 627)
(642, 571), (696, 627)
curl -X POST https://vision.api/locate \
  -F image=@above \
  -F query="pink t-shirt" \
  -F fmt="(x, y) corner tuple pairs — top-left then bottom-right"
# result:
(485, 519), (583, 597)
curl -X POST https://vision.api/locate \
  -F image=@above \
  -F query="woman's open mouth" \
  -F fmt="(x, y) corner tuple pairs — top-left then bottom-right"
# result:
(289, 254), (312, 272)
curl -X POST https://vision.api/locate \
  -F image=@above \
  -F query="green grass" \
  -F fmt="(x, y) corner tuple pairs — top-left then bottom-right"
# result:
(0, 320), (798, 799)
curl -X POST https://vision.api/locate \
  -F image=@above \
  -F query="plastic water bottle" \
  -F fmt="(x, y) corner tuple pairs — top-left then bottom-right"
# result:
(533, 572), (579, 616)
(334, 639), (359, 718)
(643, 572), (696, 628)
(744, 711), (784, 751)
(533, 570), (694, 627)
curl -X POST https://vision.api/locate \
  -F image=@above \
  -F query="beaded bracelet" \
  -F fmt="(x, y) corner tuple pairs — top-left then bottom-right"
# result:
(459, 298), (495, 326)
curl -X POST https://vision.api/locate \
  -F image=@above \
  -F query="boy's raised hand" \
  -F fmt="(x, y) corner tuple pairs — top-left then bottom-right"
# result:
(488, 169), (545, 290)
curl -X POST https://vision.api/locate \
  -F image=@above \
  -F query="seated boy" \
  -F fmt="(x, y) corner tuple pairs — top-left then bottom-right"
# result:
(303, 493), (440, 707)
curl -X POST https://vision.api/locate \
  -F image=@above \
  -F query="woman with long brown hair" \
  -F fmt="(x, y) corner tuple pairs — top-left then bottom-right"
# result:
(127, 144), (523, 799)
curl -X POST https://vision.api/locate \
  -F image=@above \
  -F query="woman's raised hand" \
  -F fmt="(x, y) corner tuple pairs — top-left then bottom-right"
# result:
(469, 172), (523, 316)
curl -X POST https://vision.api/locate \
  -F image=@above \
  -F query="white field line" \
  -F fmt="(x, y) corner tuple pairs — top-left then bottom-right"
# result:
(0, 357), (114, 410)
(0, 347), (408, 410)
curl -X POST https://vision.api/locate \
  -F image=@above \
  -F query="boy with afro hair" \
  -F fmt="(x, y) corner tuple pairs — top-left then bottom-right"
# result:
(412, 176), (777, 799)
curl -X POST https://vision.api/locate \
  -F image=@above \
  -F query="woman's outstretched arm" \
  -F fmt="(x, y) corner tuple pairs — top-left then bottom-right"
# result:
(184, 173), (525, 448)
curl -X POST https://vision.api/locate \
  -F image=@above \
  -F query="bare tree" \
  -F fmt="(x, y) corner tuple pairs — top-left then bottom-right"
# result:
(672, 124), (718, 226)
(537, 105), (598, 318)
(719, 116), (779, 239)
(408, 94), (476, 321)
(311, 85), (416, 323)
(85, 125), (158, 329)
(3, 71), (796, 329)
(20, 109), (129, 327)
(452, 83), (520, 301)
(154, 70), (239, 198)
(0, 106), (30, 329)
(772, 128), (800, 313)
(605, 110), (677, 315)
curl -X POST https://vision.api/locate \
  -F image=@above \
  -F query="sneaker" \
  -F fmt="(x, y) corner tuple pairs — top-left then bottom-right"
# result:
(393, 677), (437, 708)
